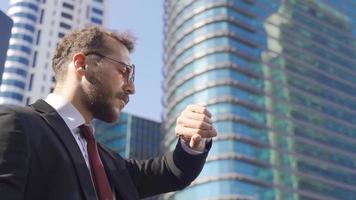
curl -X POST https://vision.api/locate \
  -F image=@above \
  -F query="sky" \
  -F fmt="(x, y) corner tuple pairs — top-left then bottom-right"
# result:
(0, 0), (164, 122)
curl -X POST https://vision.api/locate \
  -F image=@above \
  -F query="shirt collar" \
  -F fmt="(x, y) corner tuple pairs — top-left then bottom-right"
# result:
(45, 93), (86, 131)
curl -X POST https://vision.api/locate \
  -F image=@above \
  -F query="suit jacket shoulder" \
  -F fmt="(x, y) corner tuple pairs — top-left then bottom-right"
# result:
(0, 100), (97, 200)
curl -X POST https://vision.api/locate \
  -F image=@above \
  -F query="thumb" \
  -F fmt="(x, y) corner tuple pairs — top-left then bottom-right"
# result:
(189, 134), (202, 148)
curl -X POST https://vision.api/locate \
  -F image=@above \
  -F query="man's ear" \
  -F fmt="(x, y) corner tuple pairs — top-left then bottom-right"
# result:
(73, 53), (86, 76)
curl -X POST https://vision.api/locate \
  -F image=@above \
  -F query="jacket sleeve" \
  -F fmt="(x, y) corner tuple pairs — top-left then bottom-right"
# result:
(0, 106), (30, 200)
(125, 139), (212, 198)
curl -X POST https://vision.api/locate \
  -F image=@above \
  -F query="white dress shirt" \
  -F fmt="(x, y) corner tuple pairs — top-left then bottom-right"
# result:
(45, 93), (112, 199)
(45, 93), (92, 168)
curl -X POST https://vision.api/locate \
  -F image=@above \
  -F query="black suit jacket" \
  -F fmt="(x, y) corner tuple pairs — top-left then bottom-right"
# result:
(0, 100), (211, 200)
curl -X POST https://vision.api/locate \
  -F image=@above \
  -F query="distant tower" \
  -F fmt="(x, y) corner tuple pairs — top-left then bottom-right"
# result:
(0, 10), (13, 84)
(0, 0), (108, 105)
(94, 112), (162, 160)
(93, 112), (162, 200)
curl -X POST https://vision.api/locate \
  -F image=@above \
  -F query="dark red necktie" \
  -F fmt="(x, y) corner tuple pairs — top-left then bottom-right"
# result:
(80, 125), (113, 200)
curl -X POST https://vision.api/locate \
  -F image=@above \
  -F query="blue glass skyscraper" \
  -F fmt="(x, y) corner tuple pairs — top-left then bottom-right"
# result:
(94, 112), (161, 160)
(162, 0), (356, 199)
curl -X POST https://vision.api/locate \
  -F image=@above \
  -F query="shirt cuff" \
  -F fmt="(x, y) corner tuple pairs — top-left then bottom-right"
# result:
(180, 138), (212, 155)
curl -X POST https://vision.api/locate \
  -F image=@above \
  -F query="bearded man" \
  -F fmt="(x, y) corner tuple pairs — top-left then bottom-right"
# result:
(0, 26), (217, 200)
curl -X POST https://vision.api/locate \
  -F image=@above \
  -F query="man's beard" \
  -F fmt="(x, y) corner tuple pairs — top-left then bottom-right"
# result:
(81, 83), (121, 123)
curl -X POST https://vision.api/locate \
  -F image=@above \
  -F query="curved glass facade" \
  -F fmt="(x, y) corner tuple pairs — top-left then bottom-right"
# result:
(162, 0), (356, 199)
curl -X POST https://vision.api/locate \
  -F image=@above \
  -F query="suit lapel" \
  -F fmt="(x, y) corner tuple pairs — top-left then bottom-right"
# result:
(30, 100), (97, 200)
(98, 144), (139, 200)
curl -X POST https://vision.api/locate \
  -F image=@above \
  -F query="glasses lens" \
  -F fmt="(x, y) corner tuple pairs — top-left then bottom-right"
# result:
(130, 64), (135, 82)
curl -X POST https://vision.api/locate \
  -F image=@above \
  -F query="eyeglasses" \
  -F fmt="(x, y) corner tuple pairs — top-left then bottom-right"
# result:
(85, 51), (135, 82)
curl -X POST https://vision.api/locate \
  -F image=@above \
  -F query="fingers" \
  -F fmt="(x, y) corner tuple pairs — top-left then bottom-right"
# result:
(176, 114), (212, 130)
(186, 104), (212, 118)
(175, 104), (218, 149)
(175, 126), (217, 139)
(183, 111), (212, 124)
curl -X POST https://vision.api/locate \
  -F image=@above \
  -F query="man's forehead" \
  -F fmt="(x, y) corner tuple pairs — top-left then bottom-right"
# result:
(102, 36), (131, 64)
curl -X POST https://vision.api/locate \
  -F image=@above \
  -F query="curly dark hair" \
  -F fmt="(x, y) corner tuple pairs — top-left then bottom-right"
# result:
(52, 25), (136, 80)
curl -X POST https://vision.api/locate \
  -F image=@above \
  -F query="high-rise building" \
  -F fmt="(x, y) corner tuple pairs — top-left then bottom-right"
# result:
(94, 112), (162, 160)
(0, 10), (13, 84)
(0, 0), (108, 105)
(162, 0), (356, 199)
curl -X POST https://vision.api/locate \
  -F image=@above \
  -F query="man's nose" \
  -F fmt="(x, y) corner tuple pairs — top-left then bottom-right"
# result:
(124, 80), (135, 95)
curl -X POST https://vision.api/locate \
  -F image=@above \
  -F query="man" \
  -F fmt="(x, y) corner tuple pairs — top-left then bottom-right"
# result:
(0, 26), (217, 200)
